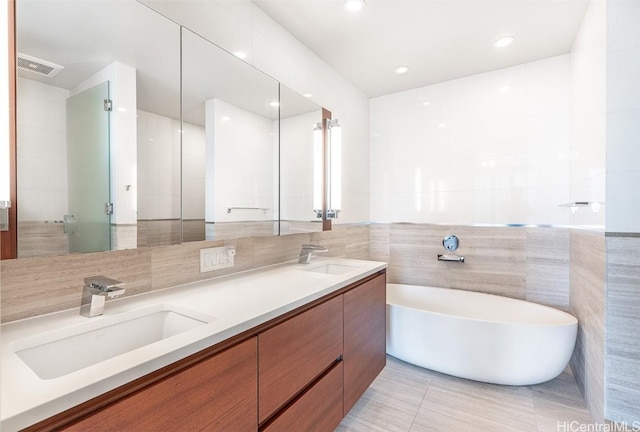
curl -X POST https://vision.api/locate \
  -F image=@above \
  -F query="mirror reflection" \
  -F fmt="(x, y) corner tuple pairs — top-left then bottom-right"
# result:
(15, 0), (180, 257)
(279, 85), (323, 234)
(181, 29), (281, 242)
(14, 0), (329, 259)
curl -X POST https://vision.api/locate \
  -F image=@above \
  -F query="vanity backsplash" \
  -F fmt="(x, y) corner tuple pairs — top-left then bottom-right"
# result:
(0, 225), (370, 323)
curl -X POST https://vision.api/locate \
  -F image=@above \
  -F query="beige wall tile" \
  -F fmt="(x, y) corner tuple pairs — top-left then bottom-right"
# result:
(526, 227), (570, 310)
(17, 221), (69, 258)
(606, 236), (640, 424)
(1, 249), (151, 322)
(569, 229), (606, 423)
(1, 225), (369, 323)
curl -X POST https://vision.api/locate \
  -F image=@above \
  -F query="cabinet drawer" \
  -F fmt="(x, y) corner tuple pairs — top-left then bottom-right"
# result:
(262, 361), (344, 432)
(258, 295), (343, 423)
(60, 338), (258, 432)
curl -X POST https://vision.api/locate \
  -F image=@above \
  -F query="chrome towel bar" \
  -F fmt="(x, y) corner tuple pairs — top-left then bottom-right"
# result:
(438, 254), (465, 263)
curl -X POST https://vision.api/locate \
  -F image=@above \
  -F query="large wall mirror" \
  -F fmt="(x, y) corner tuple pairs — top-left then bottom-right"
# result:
(181, 28), (280, 242)
(11, 0), (329, 259)
(15, 0), (180, 257)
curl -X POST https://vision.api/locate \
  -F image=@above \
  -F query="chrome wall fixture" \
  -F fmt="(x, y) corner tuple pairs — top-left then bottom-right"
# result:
(559, 201), (604, 214)
(438, 234), (465, 263)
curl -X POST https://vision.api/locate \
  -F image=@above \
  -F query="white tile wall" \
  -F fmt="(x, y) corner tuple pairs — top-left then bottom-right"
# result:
(606, 0), (640, 234)
(370, 55), (571, 225)
(16, 78), (69, 222)
(570, 0), (607, 228)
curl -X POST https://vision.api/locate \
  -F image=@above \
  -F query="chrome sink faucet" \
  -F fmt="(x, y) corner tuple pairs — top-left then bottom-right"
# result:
(298, 244), (328, 264)
(80, 276), (126, 318)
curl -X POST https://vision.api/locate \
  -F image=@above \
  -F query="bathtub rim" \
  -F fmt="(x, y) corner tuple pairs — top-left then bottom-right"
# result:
(386, 283), (577, 328)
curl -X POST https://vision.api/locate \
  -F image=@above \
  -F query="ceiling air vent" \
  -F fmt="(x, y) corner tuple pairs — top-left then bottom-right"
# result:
(17, 53), (64, 78)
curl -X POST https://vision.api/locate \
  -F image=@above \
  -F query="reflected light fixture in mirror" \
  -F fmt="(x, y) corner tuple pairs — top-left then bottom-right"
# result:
(327, 119), (342, 219)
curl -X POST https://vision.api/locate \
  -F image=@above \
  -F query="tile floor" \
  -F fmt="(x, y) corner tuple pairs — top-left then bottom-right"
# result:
(337, 356), (593, 432)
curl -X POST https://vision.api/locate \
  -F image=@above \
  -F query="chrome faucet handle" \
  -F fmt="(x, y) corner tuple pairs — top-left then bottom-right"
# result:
(84, 276), (125, 292)
(300, 244), (329, 251)
(299, 244), (329, 264)
(81, 276), (126, 318)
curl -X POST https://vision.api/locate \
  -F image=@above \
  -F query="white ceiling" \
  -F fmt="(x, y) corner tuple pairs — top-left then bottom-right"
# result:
(253, 0), (590, 98)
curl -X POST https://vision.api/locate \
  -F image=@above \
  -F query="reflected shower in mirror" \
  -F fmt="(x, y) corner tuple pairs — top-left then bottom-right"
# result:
(181, 29), (280, 242)
(15, 0), (180, 257)
(279, 85), (323, 235)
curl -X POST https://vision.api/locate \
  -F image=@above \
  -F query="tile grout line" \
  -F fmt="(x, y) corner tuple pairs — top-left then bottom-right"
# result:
(407, 379), (433, 432)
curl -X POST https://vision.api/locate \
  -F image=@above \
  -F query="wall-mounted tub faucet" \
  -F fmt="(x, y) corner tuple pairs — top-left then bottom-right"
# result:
(298, 244), (328, 264)
(80, 276), (126, 318)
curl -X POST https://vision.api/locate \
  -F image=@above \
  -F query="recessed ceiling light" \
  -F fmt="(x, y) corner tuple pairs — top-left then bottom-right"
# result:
(422, 101), (431, 106)
(344, 0), (365, 12)
(233, 51), (247, 59)
(499, 85), (510, 92)
(438, 123), (447, 128)
(303, 93), (313, 98)
(395, 66), (410, 74)
(494, 36), (515, 48)
(270, 101), (280, 107)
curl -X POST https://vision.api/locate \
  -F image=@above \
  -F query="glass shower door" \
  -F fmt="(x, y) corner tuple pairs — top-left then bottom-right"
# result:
(66, 81), (111, 253)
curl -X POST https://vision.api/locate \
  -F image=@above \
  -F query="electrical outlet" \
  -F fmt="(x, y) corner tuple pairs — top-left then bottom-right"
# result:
(200, 246), (235, 272)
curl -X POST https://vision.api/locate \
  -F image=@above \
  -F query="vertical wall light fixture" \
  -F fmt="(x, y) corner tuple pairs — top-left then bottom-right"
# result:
(313, 121), (323, 218)
(326, 118), (341, 219)
(0, 0), (11, 231)
(312, 117), (342, 220)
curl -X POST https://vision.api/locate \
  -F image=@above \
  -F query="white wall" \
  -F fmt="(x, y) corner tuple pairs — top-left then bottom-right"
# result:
(370, 55), (571, 225)
(570, 0), (607, 228)
(16, 78), (69, 221)
(606, 0), (640, 233)
(145, 0), (370, 224)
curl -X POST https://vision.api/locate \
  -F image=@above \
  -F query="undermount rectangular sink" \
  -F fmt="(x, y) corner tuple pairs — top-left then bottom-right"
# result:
(304, 263), (359, 275)
(12, 304), (214, 380)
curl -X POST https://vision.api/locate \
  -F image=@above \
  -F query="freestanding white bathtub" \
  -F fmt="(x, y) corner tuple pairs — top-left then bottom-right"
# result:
(386, 283), (578, 386)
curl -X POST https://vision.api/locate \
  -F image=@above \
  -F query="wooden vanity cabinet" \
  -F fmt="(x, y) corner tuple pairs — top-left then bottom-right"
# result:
(343, 272), (387, 414)
(27, 270), (386, 432)
(258, 294), (343, 424)
(59, 337), (258, 432)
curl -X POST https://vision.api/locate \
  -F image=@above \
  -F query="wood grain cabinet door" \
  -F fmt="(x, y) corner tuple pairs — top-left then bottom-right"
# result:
(258, 295), (343, 423)
(61, 337), (258, 432)
(343, 273), (387, 415)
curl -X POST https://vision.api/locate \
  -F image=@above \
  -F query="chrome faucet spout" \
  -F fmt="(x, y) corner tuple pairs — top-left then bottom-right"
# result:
(298, 244), (328, 264)
(80, 276), (126, 318)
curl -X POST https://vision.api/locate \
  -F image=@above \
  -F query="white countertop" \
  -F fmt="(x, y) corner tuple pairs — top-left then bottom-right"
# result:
(0, 257), (386, 431)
